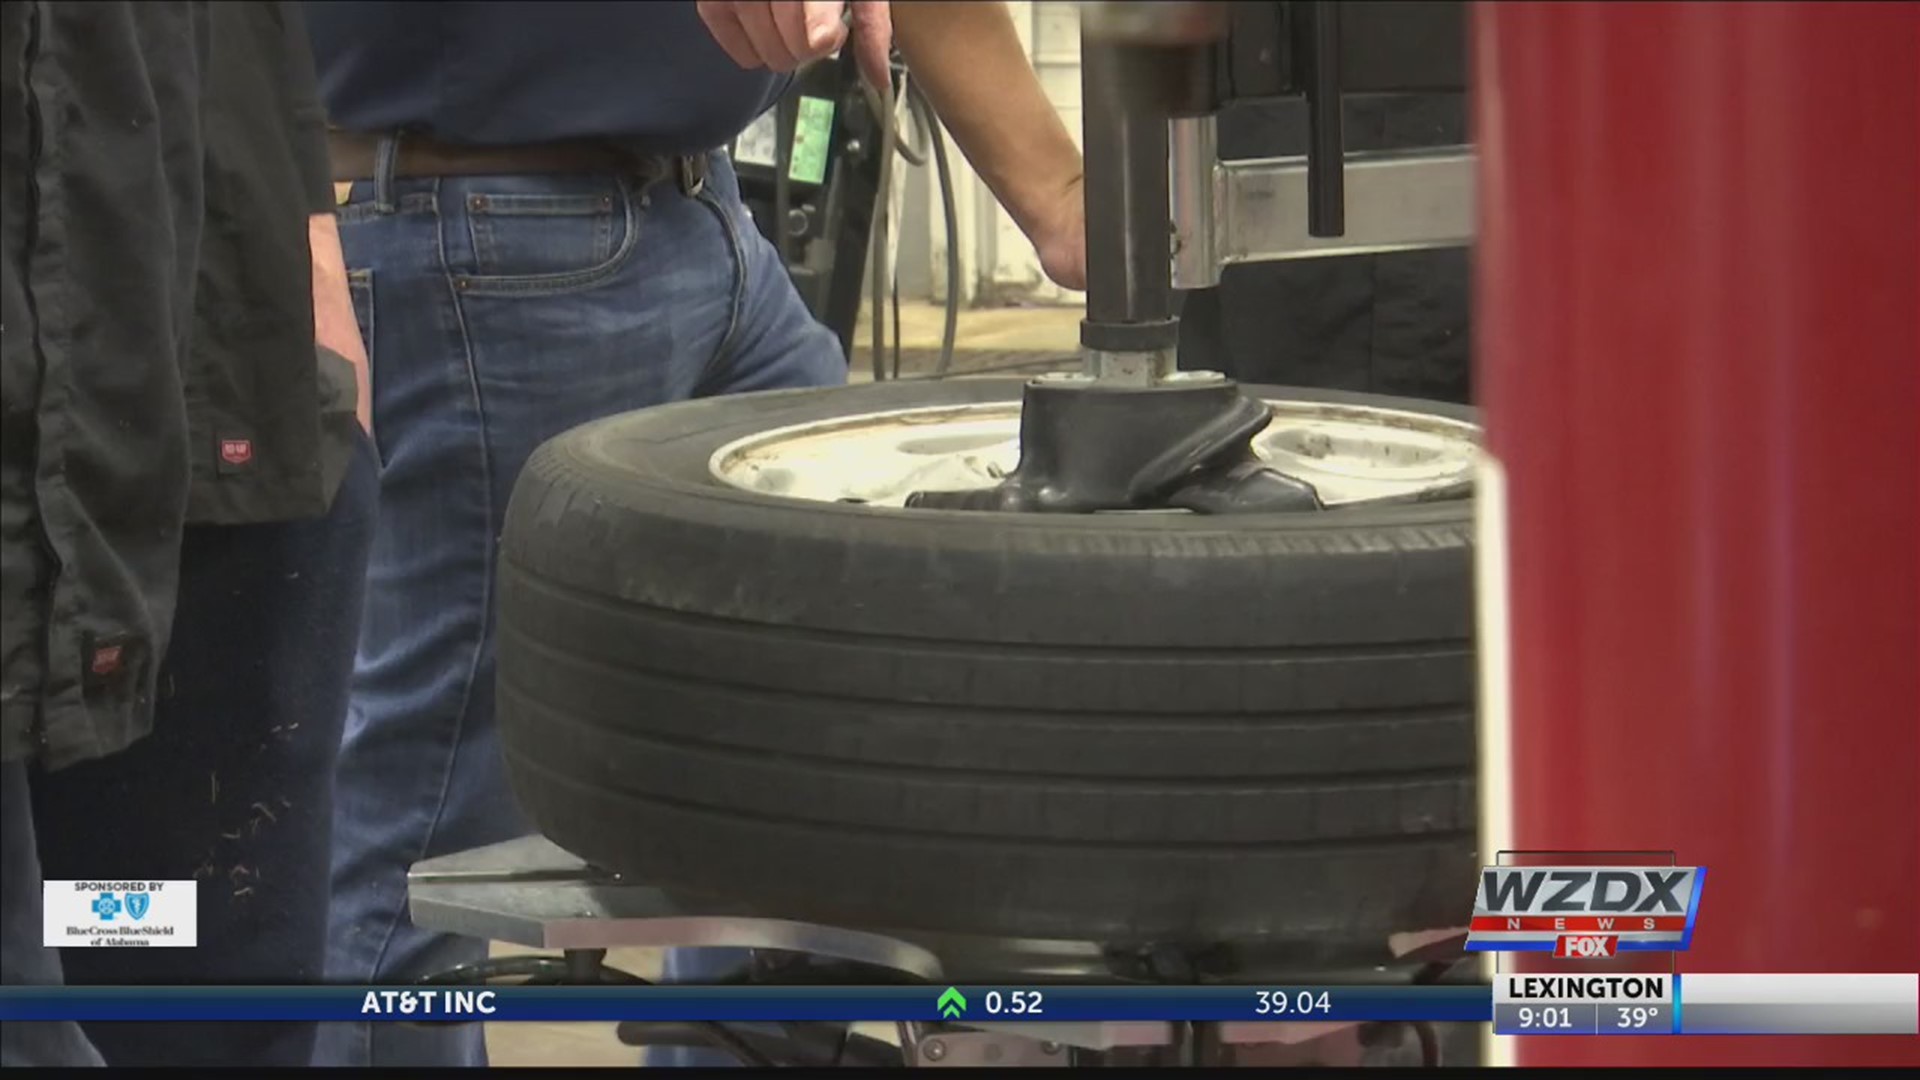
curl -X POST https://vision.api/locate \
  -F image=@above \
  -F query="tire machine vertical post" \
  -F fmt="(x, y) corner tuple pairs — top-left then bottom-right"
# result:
(941, 1), (1471, 518)
(1079, 0), (1918, 1067)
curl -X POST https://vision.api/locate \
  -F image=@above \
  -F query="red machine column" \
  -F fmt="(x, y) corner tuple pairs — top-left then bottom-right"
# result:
(1474, 1), (1919, 1067)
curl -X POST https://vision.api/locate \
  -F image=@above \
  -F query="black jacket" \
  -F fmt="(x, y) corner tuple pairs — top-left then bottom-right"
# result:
(1, 1), (356, 771)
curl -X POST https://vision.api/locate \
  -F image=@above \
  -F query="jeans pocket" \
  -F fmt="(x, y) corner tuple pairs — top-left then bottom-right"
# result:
(457, 176), (643, 296)
(347, 268), (386, 468)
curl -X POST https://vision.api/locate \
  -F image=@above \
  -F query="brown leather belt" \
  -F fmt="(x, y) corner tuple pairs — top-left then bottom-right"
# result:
(328, 131), (706, 194)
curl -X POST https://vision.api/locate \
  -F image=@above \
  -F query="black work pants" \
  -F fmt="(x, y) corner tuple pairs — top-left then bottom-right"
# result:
(6, 433), (377, 1068)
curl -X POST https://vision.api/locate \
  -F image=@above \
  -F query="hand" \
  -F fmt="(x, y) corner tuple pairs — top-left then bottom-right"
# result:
(1031, 174), (1087, 292)
(316, 308), (372, 436)
(308, 214), (371, 434)
(698, 1), (894, 93)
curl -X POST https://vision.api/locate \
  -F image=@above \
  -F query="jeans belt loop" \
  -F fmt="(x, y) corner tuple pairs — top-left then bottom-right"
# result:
(677, 154), (707, 198)
(372, 133), (403, 214)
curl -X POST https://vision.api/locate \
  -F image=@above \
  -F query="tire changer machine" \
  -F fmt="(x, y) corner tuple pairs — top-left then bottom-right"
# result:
(406, 1), (1485, 1067)
(729, 47), (887, 360)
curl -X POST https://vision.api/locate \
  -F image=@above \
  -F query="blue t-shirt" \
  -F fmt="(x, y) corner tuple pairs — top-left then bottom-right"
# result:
(303, 1), (789, 152)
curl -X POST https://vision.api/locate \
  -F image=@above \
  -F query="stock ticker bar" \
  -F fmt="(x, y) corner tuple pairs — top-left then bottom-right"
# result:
(0, 985), (1483, 1023)
(0, 978), (1914, 1033)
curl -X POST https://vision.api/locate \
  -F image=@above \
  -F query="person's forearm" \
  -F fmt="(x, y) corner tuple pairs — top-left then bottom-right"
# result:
(892, 1), (1081, 245)
(309, 213), (371, 433)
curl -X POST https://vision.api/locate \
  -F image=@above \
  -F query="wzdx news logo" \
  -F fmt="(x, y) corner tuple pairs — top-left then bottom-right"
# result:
(1465, 855), (1706, 959)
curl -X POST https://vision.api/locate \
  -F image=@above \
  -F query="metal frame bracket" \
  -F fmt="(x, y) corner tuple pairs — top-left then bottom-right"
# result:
(1172, 115), (1475, 289)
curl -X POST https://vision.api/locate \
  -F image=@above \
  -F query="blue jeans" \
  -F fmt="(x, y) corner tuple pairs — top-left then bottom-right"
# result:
(315, 147), (845, 1068)
(3, 433), (378, 1068)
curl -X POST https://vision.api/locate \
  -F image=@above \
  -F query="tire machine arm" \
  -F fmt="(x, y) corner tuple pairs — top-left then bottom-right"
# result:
(905, 2), (1472, 515)
(1073, 0), (1471, 379)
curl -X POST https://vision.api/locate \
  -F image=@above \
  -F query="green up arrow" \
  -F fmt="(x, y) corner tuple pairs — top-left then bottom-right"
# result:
(937, 987), (968, 1019)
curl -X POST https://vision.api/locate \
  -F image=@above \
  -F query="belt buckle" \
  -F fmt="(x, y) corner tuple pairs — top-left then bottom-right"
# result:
(676, 155), (706, 197)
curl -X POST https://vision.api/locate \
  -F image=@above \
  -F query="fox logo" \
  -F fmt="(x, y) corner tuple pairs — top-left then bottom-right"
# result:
(1554, 934), (1618, 958)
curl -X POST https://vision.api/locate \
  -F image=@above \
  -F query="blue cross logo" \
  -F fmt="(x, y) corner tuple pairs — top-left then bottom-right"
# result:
(91, 893), (122, 921)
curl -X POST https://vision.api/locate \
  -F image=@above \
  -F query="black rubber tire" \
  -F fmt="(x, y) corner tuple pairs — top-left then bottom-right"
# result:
(498, 379), (1479, 955)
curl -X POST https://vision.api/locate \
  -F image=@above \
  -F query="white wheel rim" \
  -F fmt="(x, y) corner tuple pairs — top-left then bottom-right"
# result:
(711, 399), (1479, 508)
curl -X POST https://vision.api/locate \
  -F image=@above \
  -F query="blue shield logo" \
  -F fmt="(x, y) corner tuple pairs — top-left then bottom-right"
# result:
(125, 892), (150, 920)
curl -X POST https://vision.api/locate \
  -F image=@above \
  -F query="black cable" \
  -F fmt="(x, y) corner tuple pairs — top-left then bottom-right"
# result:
(890, 261), (902, 381)
(593, 966), (774, 1067)
(910, 81), (961, 381)
(868, 65), (898, 382)
(1408, 955), (1467, 1066)
(1412, 1020), (1442, 1067)
(774, 94), (795, 266)
(686, 1019), (778, 1068)
(859, 79), (928, 167)
(878, 68), (925, 381)
(415, 955), (575, 985)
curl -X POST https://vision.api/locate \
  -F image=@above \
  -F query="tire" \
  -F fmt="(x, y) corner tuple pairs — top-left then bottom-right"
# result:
(498, 379), (1479, 956)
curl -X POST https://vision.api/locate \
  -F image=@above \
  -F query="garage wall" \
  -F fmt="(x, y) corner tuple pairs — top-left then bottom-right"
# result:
(900, 1), (1085, 310)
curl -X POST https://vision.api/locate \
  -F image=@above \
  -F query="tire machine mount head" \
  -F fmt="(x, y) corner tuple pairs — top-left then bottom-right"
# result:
(909, 1), (1474, 515)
